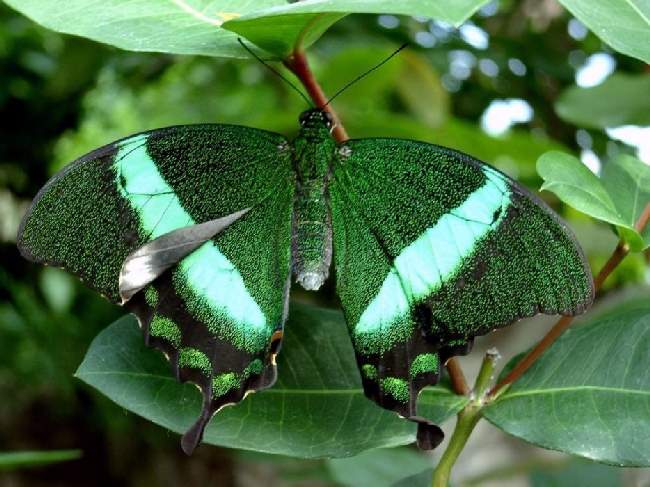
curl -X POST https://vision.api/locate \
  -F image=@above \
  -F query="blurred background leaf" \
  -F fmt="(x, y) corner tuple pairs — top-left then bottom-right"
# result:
(555, 74), (650, 129)
(0, 450), (82, 471)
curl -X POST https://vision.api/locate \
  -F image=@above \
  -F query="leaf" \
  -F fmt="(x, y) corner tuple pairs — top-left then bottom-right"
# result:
(395, 52), (449, 129)
(5, 0), (489, 58)
(2, 0), (284, 58)
(326, 447), (431, 487)
(224, 0), (489, 56)
(557, 0), (650, 63)
(536, 151), (623, 224)
(0, 450), (82, 471)
(601, 154), (650, 250)
(555, 74), (650, 129)
(76, 302), (466, 458)
(537, 151), (650, 251)
(391, 469), (431, 487)
(529, 458), (622, 487)
(483, 303), (650, 466)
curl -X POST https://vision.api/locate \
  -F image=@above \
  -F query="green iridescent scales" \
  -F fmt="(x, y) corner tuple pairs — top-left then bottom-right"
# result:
(18, 124), (295, 453)
(329, 137), (593, 425)
(18, 109), (594, 454)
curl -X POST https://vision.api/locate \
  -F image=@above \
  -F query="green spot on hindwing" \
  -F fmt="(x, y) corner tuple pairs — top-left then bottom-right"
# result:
(149, 315), (181, 347)
(380, 377), (410, 403)
(178, 348), (211, 375)
(243, 359), (263, 378)
(361, 364), (378, 381)
(409, 353), (439, 378)
(144, 286), (158, 307)
(212, 372), (240, 398)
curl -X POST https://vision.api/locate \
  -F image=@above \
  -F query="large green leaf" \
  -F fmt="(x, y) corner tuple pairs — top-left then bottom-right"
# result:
(76, 302), (466, 458)
(555, 74), (650, 129)
(557, 0), (650, 63)
(0, 450), (82, 471)
(2, 0), (282, 57)
(223, 0), (489, 56)
(483, 303), (650, 466)
(3, 0), (488, 58)
(537, 151), (650, 250)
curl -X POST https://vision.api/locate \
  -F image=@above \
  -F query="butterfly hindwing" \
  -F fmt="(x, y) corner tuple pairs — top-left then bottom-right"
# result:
(330, 138), (594, 445)
(18, 124), (295, 452)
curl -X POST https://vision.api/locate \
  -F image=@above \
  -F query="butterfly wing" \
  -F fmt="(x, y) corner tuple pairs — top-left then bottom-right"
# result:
(329, 138), (594, 447)
(18, 125), (294, 453)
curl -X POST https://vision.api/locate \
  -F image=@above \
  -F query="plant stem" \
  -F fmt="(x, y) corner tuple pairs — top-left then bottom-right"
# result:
(489, 202), (650, 396)
(283, 48), (349, 142)
(432, 351), (498, 487)
(446, 358), (470, 396)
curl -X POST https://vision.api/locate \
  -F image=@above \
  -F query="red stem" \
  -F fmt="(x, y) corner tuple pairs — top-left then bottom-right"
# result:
(283, 49), (349, 143)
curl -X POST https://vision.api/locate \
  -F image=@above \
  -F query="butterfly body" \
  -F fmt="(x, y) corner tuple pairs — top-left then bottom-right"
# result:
(18, 109), (594, 454)
(291, 109), (335, 291)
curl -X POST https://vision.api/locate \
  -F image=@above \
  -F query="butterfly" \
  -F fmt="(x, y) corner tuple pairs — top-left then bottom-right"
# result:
(17, 108), (594, 454)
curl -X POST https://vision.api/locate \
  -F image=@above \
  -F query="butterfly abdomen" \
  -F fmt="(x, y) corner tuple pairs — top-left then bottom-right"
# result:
(291, 128), (335, 291)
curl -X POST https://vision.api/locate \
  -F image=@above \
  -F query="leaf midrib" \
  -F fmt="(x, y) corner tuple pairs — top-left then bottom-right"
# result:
(496, 385), (650, 402)
(77, 370), (459, 398)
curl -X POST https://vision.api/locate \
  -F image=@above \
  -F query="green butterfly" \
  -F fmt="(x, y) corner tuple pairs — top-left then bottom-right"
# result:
(17, 108), (594, 454)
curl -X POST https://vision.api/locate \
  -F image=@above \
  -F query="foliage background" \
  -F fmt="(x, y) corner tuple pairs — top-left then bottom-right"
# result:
(0, 0), (649, 485)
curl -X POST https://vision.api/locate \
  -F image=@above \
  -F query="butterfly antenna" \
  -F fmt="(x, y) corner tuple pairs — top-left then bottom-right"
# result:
(237, 38), (312, 107)
(325, 43), (409, 106)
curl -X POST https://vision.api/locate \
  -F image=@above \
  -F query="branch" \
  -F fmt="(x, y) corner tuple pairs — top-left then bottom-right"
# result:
(283, 49), (349, 143)
(446, 358), (470, 396)
(431, 351), (499, 487)
(490, 202), (650, 396)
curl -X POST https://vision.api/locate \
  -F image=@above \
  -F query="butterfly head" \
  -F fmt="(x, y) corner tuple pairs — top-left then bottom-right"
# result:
(298, 109), (334, 138)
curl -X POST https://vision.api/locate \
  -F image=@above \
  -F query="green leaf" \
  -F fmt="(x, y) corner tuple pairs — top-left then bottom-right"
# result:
(391, 469), (431, 487)
(224, 0), (488, 56)
(529, 458), (622, 487)
(2, 0), (284, 58)
(483, 303), (650, 466)
(0, 450), (82, 471)
(326, 447), (430, 487)
(223, 12), (346, 56)
(537, 151), (623, 225)
(4, 0), (488, 58)
(601, 154), (650, 250)
(76, 302), (466, 458)
(537, 151), (650, 251)
(555, 74), (650, 129)
(557, 0), (650, 63)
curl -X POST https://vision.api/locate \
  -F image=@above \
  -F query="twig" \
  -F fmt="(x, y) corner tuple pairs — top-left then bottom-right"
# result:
(489, 202), (650, 396)
(432, 351), (499, 487)
(446, 358), (470, 396)
(283, 49), (349, 143)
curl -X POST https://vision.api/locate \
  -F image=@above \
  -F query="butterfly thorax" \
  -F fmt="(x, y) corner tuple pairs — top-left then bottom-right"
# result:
(291, 109), (336, 291)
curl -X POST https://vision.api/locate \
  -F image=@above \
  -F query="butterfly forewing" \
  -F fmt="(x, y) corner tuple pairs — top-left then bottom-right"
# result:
(18, 124), (295, 453)
(329, 137), (594, 445)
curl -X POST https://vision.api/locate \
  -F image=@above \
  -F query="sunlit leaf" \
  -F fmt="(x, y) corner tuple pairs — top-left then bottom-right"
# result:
(4, 0), (488, 58)
(557, 0), (650, 63)
(538, 151), (650, 250)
